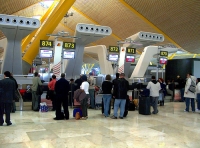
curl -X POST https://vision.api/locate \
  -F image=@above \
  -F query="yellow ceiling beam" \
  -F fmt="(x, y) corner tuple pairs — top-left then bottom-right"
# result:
(22, 0), (76, 65)
(193, 54), (197, 58)
(21, 0), (59, 52)
(119, 0), (183, 50)
(168, 53), (176, 60)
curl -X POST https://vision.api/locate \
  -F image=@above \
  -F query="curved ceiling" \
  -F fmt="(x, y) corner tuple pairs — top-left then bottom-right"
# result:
(0, 0), (200, 67)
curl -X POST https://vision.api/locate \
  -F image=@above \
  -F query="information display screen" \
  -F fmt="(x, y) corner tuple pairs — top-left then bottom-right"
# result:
(108, 54), (119, 62)
(126, 55), (135, 62)
(40, 49), (53, 58)
(159, 57), (168, 64)
(63, 51), (75, 59)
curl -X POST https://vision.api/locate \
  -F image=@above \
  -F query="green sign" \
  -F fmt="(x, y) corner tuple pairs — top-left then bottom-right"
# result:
(63, 42), (76, 49)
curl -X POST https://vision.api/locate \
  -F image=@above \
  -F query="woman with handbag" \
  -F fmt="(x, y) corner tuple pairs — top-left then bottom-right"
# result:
(158, 78), (167, 106)
(80, 75), (89, 120)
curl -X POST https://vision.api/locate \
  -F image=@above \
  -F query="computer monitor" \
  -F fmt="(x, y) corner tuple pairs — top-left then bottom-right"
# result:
(39, 49), (53, 58)
(108, 54), (119, 62)
(126, 55), (135, 63)
(63, 51), (75, 59)
(159, 57), (167, 64)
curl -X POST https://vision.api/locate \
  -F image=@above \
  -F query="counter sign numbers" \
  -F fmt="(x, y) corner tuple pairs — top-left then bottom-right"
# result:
(126, 47), (136, 54)
(108, 46), (119, 53)
(160, 51), (168, 57)
(40, 40), (53, 48)
(63, 42), (76, 49)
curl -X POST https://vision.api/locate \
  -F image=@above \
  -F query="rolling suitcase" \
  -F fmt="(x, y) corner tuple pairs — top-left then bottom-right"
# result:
(139, 96), (151, 115)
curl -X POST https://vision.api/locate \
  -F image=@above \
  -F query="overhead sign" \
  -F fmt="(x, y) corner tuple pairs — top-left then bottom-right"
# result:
(63, 42), (76, 49)
(160, 51), (168, 57)
(40, 40), (53, 48)
(108, 46), (119, 53)
(126, 47), (136, 54)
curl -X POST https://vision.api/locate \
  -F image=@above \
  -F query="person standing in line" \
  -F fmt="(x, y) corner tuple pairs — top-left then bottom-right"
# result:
(102, 74), (113, 117)
(146, 76), (161, 114)
(176, 75), (185, 102)
(69, 79), (75, 106)
(9, 73), (18, 113)
(48, 75), (57, 111)
(112, 73), (119, 109)
(32, 72), (42, 111)
(158, 78), (167, 106)
(88, 76), (95, 109)
(54, 73), (70, 120)
(80, 75), (90, 120)
(196, 78), (200, 112)
(0, 71), (15, 126)
(75, 74), (83, 91)
(184, 73), (196, 112)
(111, 73), (129, 119)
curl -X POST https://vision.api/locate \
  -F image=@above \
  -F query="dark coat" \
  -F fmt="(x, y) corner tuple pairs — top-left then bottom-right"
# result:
(55, 78), (70, 99)
(0, 78), (15, 103)
(113, 78), (129, 99)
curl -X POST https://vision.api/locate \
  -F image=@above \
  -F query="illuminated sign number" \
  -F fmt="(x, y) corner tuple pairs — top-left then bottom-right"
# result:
(40, 40), (53, 48)
(160, 51), (168, 57)
(109, 46), (119, 53)
(63, 42), (76, 49)
(126, 48), (136, 54)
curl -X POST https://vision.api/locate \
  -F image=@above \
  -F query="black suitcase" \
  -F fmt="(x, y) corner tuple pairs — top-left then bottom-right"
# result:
(123, 95), (130, 117)
(139, 96), (151, 115)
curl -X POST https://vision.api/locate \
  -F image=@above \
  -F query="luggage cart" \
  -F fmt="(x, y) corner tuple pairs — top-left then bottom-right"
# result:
(95, 94), (103, 109)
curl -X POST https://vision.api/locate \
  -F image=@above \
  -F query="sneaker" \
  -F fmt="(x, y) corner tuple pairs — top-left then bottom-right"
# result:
(184, 109), (189, 112)
(110, 115), (117, 119)
(119, 117), (123, 119)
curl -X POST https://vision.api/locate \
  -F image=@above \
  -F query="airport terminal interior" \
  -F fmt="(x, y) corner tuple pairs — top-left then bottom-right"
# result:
(0, 0), (200, 148)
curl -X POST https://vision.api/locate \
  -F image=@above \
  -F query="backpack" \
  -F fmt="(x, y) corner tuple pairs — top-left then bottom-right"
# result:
(118, 79), (128, 97)
(188, 78), (196, 93)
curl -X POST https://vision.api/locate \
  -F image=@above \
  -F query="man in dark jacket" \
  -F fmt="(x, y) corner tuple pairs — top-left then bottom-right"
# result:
(54, 73), (70, 120)
(9, 73), (18, 113)
(111, 73), (129, 119)
(0, 71), (15, 126)
(112, 73), (119, 109)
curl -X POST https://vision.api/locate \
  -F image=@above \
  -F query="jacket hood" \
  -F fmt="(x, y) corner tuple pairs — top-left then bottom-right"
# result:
(151, 80), (158, 84)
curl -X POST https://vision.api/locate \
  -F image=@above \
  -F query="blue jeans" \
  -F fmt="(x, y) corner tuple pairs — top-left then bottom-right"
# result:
(103, 94), (112, 117)
(185, 98), (195, 112)
(196, 93), (200, 110)
(89, 89), (95, 108)
(114, 99), (126, 118)
(150, 97), (158, 113)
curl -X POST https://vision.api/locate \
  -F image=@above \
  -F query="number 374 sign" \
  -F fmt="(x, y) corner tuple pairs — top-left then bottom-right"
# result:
(160, 51), (168, 57)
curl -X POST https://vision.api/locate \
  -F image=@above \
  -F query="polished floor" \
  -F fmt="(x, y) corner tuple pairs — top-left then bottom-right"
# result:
(0, 102), (200, 148)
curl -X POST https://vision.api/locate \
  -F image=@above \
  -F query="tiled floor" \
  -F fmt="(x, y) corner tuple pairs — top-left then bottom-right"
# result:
(0, 102), (200, 148)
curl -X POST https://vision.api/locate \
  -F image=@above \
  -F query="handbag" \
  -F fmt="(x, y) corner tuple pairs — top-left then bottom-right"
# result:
(36, 84), (43, 95)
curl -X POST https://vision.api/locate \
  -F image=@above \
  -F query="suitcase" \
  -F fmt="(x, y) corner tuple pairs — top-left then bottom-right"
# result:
(73, 108), (82, 117)
(123, 95), (130, 117)
(129, 101), (135, 111)
(139, 96), (151, 115)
